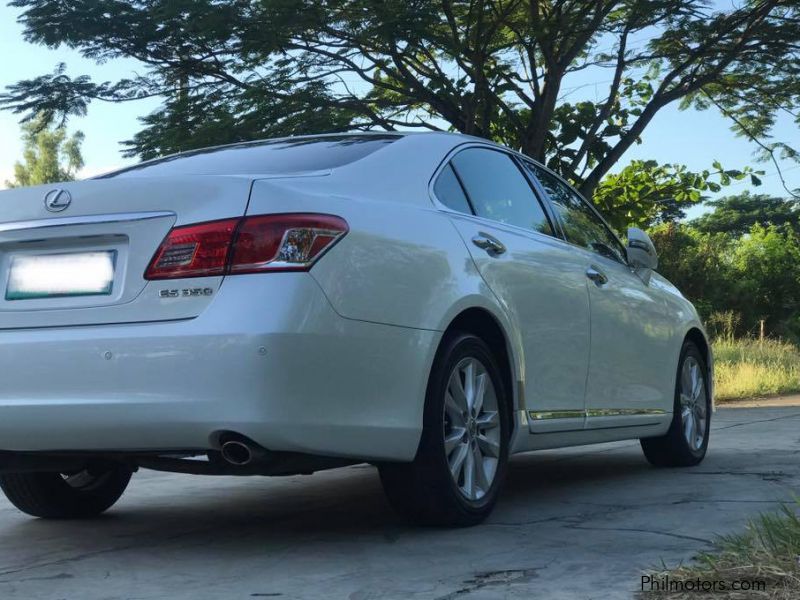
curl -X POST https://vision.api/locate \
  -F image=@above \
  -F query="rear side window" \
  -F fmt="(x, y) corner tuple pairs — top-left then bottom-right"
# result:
(450, 148), (553, 236)
(527, 163), (626, 263)
(101, 135), (398, 178)
(433, 164), (473, 214)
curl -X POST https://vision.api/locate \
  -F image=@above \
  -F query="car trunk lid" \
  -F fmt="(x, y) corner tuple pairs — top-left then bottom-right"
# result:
(0, 175), (252, 329)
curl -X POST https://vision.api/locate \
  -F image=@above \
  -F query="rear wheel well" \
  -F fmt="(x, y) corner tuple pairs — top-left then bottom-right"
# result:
(443, 308), (515, 436)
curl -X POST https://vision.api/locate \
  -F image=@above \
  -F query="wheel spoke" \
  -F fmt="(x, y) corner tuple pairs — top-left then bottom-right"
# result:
(473, 372), (487, 416)
(445, 391), (467, 427)
(476, 410), (499, 430)
(681, 362), (693, 397)
(695, 391), (707, 418)
(682, 408), (693, 446)
(694, 402), (707, 435)
(445, 428), (465, 455)
(463, 447), (476, 498)
(449, 443), (468, 480)
(473, 444), (490, 492)
(690, 363), (702, 400)
(476, 434), (500, 458)
(463, 361), (476, 412)
(448, 374), (468, 411)
(686, 411), (697, 450)
(694, 379), (705, 405)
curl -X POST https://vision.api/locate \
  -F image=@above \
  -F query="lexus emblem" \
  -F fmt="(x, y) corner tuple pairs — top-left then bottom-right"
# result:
(44, 189), (72, 212)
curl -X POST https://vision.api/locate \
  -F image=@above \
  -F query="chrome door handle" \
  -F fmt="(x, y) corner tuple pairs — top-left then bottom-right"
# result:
(586, 266), (608, 285)
(472, 233), (506, 256)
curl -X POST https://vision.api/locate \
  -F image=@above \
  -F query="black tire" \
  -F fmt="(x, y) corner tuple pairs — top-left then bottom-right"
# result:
(0, 464), (132, 519)
(641, 341), (711, 467)
(379, 332), (510, 527)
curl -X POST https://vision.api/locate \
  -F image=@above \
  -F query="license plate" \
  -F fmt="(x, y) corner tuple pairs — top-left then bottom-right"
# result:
(6, 251), (116, 301)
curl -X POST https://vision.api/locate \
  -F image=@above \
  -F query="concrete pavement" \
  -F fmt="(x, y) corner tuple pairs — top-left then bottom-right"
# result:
(1, 406), (798, 599)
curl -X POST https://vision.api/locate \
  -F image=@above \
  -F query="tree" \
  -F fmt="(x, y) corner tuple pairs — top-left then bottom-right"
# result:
(594, 160), (760, 230)
(6, 115), (84, 188)
(731, 224), (800, 337)
(650, 221), (800, 339)
(648, 222), (735, 320)
(692, 192), (800, 236)
(1, 0), (797, 203)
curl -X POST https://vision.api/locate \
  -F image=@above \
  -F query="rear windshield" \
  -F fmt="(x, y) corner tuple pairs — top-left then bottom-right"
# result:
(100, 135), (399, 178)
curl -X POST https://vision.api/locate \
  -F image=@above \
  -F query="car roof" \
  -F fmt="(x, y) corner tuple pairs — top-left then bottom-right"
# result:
(94, 130), (542, 183)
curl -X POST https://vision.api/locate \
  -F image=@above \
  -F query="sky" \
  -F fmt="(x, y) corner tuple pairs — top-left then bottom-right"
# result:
(0, 3), (798, 219)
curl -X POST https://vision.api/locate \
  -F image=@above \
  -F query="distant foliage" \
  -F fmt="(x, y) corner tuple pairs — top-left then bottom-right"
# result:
(6, 115), (84, 188)
(706, 310), (741, 341)
(649, 222), (735, 318)
(650, 209), (800, 340)
(693, 192), (800, 236)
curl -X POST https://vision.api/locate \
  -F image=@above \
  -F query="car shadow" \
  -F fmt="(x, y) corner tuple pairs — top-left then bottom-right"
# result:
(0, 441), (787, 600)
(0, 444), (655, 544)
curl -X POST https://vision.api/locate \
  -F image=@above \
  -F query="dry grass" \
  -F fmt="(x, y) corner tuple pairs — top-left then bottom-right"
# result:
(713, 338), (800, 401)
(640, 503), (800, 599)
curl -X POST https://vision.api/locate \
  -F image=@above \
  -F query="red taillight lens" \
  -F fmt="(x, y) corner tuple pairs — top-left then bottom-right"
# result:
(145, 214), (348, 280)
(145, 218), (239, 280)
(230, 214), (348, 274)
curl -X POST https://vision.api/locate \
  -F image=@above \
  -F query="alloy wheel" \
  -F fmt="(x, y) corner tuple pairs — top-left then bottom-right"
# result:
(443, 357), (501, 501)
(679, 356), (707, 451)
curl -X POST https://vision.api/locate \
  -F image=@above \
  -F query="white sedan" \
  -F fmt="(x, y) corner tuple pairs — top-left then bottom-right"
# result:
(0, 133), (712, 526)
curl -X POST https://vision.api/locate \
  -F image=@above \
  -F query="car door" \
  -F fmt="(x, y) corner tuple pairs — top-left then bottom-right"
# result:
(527, 164), (674, 428)
(433, 146), (591, 432)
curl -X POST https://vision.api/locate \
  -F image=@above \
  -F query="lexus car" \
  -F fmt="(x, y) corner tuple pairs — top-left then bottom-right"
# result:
(0, 132), (712, 526)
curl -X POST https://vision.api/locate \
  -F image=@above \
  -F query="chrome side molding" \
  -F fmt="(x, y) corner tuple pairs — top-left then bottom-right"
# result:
(529, 408), (667, 420)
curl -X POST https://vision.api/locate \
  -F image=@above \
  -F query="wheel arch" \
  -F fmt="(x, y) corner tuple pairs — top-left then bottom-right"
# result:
(440, 306), (521, 438)
(684, 326), (714, 406)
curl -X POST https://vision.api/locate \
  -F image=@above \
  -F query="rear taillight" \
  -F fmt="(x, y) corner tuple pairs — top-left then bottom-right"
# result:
(145, 218), (239, 280)
(229, 214), (348, 274)
(145, 213), (348, 280)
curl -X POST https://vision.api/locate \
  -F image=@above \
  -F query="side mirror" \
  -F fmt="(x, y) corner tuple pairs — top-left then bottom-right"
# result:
(626, 227), (658, 272)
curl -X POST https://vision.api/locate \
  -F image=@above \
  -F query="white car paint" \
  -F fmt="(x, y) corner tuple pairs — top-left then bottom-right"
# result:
(0, 132), (711, 464)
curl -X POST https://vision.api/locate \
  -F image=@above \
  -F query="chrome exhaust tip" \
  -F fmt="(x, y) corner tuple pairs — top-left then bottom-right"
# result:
(220, 440), (253, 466)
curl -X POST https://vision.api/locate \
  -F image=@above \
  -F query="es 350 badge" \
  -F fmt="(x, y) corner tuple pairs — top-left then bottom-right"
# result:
(159, 288), (214, 299)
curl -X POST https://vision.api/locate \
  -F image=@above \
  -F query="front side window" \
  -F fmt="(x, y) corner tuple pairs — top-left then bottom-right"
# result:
(450, 148), (553, 236)
(527, 163), (626, 263)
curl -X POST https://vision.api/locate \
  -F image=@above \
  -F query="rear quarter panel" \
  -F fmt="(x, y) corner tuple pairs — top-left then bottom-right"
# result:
(245, 172), (527, 416)
(245, 177), (504, 332)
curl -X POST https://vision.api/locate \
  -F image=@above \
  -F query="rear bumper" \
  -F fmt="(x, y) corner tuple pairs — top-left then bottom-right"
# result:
(0, 273), (437, 462)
